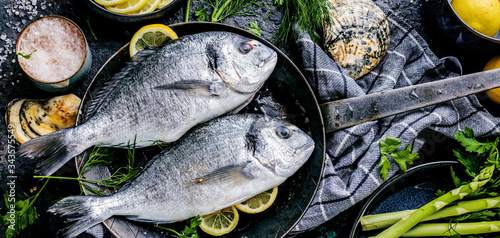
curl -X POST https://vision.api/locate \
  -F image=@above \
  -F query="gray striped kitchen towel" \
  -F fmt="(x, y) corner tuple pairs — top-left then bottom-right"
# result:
(291, 0), (500, 233)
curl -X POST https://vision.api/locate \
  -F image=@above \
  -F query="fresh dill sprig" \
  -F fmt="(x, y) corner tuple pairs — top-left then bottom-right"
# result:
(34, 138), (143, 196)
(273, 0), (334, 44)
(202, 0), (262, 22)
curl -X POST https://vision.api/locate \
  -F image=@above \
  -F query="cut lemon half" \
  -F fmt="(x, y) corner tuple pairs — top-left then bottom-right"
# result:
(199, 206), (239, 236)
(129, 24), (178, 57)
(157, 0), (174, 9)
(126, 0), (160, 15)
(106, 0), (148, 14)
(235, 187), (278, 214)
(94, 0), (128, 7)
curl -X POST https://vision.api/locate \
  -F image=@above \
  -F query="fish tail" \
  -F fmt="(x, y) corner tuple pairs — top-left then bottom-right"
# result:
(16, 128), (83, 176)
(48, 196), (110, 238)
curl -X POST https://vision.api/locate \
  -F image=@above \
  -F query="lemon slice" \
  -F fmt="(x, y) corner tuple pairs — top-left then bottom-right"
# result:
(199, 206), (239, 236)
(129, 24), (178, 57)
(94, 0), (128, 7)
(235, 187), (278, 214)
(126, 0), (160, 15)
(106, 0), (148, 14)
(157, 0), (173, 9)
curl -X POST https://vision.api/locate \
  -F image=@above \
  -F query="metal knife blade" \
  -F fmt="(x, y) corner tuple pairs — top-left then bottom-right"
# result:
(320, 68), (500, 133)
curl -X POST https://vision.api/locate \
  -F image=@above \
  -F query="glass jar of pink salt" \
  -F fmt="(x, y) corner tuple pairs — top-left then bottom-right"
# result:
(16, 15), (92, 92)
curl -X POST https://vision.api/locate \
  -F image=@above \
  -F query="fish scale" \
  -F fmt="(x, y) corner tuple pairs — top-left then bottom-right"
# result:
(17, 31), (278, 176)
(48, 114), (315, 238)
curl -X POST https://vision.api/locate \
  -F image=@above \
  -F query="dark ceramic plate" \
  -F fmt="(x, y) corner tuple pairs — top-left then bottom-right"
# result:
(350, 161), (461, 238)
(84, 0), (186, 24)
(446, 0), (500, 44)
(74, 22), (325, 238)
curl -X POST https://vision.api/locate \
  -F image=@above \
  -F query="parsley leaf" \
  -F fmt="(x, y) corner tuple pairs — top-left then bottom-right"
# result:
(378, 136), (420, 180)
(391, 145), (419, 173)
(195, 7), (207, 21)
(1, 179), (48, 238)
(156, 216), (201, 238)
(450, 166), (462, 187)
(377, 154), (391, 181)
(454, 128), (493, 154)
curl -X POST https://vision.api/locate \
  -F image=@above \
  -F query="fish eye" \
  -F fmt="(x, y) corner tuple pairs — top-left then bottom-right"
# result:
(238, 42), (253, 54)
(276, 126), (293, 139)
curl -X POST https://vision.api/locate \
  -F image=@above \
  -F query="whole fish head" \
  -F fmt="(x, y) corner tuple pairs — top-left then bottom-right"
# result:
(246, 117), (315, 178)
(213, 33), (278, 94)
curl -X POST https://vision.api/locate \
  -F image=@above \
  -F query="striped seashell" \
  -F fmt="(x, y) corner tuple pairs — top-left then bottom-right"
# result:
(323, 0), (390, 80)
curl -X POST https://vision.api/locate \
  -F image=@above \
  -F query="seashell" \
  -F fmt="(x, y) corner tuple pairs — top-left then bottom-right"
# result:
(5, 94), (81, 144)
(323, 0), (390, 80)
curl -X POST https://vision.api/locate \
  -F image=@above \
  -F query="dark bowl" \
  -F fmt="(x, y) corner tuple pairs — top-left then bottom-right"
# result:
(350, 161), (460, 238)
(84, 0), (186, 24)
(446, 0), (500, 44)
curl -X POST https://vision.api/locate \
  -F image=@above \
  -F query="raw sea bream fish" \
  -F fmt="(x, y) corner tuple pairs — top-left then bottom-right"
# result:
(48, 113), (315, 238)
(17, 31), (278, 176)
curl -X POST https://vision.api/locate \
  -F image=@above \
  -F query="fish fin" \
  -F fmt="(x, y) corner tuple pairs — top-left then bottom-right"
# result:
(126, 216), (176, 224)
(192, 163), (254, 185)
(85, 47), (160, 118)
(154, 80), (223, 96)
(228, 84), (264, 114)
(48, 196), (109, 238)
(16, 129), (83, 176)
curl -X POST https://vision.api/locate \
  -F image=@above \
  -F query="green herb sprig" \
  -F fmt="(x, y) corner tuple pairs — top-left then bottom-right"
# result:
(247, 21), (262, 36)
(202, 0), (262, 22)
(156, 216), (201, 238)
(377, 136), (420, 181)
(273, 0), (333, 44)
(15, 49), (37, 59)
(0, 179), (49, 238)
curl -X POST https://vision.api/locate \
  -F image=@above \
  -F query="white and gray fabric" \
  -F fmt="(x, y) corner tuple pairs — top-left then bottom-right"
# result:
(291, 0), (500, 233)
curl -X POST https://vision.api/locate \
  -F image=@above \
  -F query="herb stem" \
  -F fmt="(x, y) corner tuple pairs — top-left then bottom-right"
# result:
(33, 175), (101, 184)
(185, 0), (191, 22)
(155, 225), (183, 237)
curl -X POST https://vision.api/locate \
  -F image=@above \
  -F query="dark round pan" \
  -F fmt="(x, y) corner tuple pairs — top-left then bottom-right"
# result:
(74, 22), (326, 238)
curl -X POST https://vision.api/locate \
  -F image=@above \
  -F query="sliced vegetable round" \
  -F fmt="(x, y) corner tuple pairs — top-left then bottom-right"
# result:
(235, 187), (278, 214)
(199, 206), (239, 236)
(129, 24), (178, 57)
(106, 0), (149, 14)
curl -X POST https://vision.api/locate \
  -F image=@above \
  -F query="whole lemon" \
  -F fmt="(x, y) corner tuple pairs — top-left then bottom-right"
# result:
(451, 0), (500, 37)
(484, 55), (500, 104)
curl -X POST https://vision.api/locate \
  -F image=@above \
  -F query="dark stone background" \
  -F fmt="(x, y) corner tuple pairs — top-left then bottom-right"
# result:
(1, 0), (500, 237)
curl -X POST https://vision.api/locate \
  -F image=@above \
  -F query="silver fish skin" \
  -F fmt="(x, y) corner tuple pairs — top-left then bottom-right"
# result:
(17, 31), (278, 176)
(48, 114), (315, 238)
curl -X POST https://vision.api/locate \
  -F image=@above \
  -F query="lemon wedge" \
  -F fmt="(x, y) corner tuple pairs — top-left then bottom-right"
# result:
(126, 0), (160, 15)
(129, 24), (178, 57)
(235, 187), (278, 214)
(106, 0), (148, 14)
(157, 0), (174, 9)
(94, 0), (128, 7)
(484, 55), (500, 104)
(199, 206), (239, 236)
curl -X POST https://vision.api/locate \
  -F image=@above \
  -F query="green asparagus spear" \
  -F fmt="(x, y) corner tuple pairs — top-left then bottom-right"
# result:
(371, 165), (495, 238)
(401, 221), (500, 237)
(361, 196), (500, 231)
